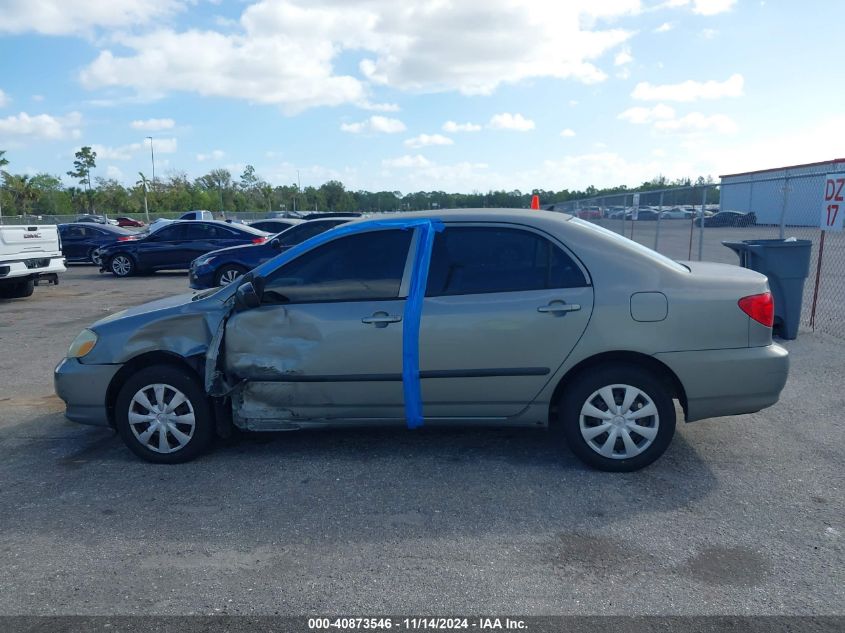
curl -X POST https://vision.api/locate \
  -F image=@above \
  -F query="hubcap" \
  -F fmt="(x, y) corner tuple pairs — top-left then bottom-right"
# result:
(579, 383), (659, 460)
(91, 250), (102, 265)
(128, 383), (196, 454)
(112, 256), (131, 276)
(219, 269), (241, 285)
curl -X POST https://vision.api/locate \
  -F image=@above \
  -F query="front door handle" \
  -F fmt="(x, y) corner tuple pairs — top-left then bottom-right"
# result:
(362, 312), (402, 327)
(537, 301), (581, 314)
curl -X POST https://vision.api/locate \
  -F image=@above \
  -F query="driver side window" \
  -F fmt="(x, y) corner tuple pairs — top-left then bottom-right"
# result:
(262, 229), (412, 304)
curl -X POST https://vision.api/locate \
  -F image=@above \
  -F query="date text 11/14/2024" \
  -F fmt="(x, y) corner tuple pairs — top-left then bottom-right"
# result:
(308, 618), (528, 630)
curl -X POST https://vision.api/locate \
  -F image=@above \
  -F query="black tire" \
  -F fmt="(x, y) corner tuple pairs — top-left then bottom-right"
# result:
(0, 278), (35, 299)
(558, 364), (676, 472)
(214, 264), (247, 287)
(109, 253), (135, 277)
(114, 365), (214, 464)
(88, 247), (102, 266)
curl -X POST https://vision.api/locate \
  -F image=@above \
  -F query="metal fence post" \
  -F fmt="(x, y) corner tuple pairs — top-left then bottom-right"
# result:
(697, 186), (707, 261)
(778, 173), (790, 239)
(654, 191), (664, 251)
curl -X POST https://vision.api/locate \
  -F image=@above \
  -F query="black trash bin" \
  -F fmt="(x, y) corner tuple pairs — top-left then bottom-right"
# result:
(722, 238), (812, 340)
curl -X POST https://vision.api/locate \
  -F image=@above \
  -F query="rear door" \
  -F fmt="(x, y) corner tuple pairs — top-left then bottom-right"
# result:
(418, 224), (594, 419)
(224, 228), (414, 424)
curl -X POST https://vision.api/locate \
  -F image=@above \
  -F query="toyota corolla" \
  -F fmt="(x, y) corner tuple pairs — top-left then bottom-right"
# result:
(54, 209), (788, 471)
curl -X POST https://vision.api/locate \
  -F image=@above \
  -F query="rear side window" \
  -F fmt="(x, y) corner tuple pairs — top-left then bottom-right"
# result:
(262, 229), (412, 304)
(425, 227), (587, 296)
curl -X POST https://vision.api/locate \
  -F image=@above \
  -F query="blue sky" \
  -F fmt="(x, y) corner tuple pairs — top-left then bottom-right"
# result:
(0, 0), (842, 193)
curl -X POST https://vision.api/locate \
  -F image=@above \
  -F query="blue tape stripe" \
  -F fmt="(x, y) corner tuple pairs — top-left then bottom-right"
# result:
(249, 217), (444, 429)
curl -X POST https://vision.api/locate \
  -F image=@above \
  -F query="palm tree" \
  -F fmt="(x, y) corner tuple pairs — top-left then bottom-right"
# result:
(3, 173), (39, 218)
(0, 150), (8, 221)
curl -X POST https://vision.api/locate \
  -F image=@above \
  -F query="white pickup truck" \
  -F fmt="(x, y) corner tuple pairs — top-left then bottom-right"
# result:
(0, 224), (66, 298)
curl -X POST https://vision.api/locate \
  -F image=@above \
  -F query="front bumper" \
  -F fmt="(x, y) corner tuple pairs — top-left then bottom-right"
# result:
(189, 262), (216, 290)
(655, 343), (789, 422)
(54, 357), (121, 427)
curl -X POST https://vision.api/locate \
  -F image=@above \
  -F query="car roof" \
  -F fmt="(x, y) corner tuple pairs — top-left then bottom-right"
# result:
(164, 219), (269, 234)
(344, 208), (574, 224)
(60, 222), (131, 233)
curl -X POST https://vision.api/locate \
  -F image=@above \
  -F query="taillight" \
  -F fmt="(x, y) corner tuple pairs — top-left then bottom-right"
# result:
(738, 292), (774, 327)
(252, 237), (267, 244)
(117, 236), (137, 242)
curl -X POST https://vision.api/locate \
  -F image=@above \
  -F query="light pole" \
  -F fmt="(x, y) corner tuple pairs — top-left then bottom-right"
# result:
(146, 136), (156, 195)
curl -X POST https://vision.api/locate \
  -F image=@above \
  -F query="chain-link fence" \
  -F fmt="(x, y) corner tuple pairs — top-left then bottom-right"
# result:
(550, 172), (842, 340)
(2, 172), (843, 339)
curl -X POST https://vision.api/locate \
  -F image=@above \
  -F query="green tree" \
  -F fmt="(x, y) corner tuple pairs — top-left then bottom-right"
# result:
(3, 173), (40, 217)
(67, 146), (97, 212)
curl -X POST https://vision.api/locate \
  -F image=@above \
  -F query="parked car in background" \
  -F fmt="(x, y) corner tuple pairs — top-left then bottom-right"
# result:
(0, 224), (65, 298)
(179, 210), (214, 221)
(660, 208), (694, 220)
(301, 212), (362, 220)
(56, 209), (788, 471)
(266, 211), (304, 219)
(576, 208), (602, 220)
(631, 209), (660, 221)
(76, 214), (118, 225)
(249, 218), (302, 233)
(190, 217), (350, 289)
(115, 217), (146, 228)
(97, 220), (270, 277)
(59, 223), (136, 265)
(694, 211), (757, 227)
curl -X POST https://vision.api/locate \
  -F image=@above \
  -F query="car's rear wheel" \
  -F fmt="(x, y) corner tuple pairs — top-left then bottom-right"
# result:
(110, 253), (135, 277)
(215, 264), (246, 286)
(0, 278), (35, 299)
(88, 248), (102, 266)
(558, 364), (676, 472)
(115, 365), (214, 464)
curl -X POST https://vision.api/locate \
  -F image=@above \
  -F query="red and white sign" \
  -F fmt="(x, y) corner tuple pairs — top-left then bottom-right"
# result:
(822, 173), (845, 232)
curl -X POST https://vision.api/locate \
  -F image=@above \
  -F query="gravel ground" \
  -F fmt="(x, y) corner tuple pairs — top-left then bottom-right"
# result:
(0, 266), (842, 616)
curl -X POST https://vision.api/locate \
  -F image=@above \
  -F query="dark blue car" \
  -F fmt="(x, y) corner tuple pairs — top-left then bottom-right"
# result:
(98, 220), (270, 277)
(58, 223), (136, 265)
(189, 218), (350, 289)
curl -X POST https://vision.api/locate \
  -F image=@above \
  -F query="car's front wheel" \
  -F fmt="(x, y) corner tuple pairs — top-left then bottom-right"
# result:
(558, 364), (676, 472)
(215, 264), (247, 286)
(109, 253), (135, 277)
(114, 365), (214, 463)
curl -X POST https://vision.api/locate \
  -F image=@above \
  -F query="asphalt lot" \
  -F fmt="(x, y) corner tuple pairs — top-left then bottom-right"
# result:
(0, 265), (842, 615)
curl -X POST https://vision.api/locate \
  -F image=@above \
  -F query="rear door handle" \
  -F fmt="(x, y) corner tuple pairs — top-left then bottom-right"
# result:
(362, 312), (402, 327)
(537, 302), (581, 314)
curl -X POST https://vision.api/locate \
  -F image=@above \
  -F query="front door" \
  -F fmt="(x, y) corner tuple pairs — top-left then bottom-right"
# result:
(224, 228), (414, 426)
(418, 225), (594, 419)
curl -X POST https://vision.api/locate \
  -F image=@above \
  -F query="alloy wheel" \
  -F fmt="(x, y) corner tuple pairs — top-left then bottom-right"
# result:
(112, 255), (132, 276)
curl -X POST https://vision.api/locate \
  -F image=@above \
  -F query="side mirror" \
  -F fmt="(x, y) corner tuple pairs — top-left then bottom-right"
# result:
(270, 237), (282, 250)
(235, 281), (261, 309)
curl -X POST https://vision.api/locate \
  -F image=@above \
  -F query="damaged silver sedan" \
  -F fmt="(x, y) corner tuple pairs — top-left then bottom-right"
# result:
(54, 209), (789, 471)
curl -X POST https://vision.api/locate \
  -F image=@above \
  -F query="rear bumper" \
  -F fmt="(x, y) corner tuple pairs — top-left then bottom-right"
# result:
(655, 343), (789, 422)
(0, 256), (65, 283)
(54, 357), (121, 427)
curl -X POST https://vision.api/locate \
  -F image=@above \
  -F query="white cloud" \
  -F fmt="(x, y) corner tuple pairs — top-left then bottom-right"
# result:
(632, 73), (744, 101)
(92, 137), (178, 161)
(105, 165), (124, 180)
(614, 49), (633, 66)
(443, 121), (482, 133)
(654, 112), (738, 134)
(488, 112), (535, 132)
(197, 149), (226, 162)
(560, 128), (576, 137)
(31, 94), (44, 102)
(130, 118), (175, 131)
(357, 100), (400, 112)
(654, 22), (673, 32)
(382, 155), (433, 168)
(79, 1), (639, 111)
(340, 115), (405, 134)
(701, 28), (718, 39)
(660, 0), (735, 14)
(0, 0), (184, 35)
(0, 111), (82, 141)
(618, 103), (676, 124)
(0, 89), (9, 107)
(404, 134), (454, 149)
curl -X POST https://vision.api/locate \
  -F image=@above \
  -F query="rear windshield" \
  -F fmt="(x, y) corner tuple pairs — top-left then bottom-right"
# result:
(571, 218), (689, 273)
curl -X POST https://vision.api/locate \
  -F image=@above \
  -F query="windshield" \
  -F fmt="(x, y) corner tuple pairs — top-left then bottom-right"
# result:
(571, 218), (690, 272)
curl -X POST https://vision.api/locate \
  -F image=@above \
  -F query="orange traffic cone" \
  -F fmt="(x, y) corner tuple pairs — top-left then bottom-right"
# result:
(530, 194), (540, 210)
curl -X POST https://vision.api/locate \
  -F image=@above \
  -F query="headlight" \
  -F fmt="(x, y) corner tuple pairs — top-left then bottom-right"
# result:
(67, 329), (98, 358)
(194, 255), (215, 267)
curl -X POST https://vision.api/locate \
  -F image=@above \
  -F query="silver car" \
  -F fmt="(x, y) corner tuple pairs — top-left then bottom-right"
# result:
(54, 209), (788, 471)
